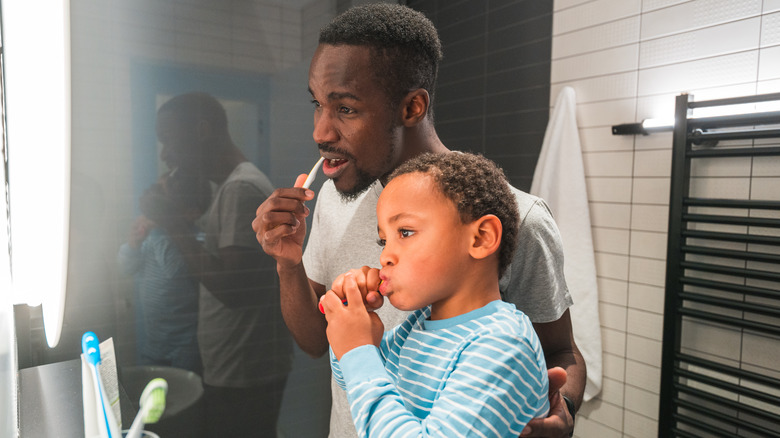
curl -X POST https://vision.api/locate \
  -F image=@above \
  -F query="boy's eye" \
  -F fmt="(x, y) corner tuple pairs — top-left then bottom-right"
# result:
(376, 238), (386, 247)
(399, 229), (415, 238)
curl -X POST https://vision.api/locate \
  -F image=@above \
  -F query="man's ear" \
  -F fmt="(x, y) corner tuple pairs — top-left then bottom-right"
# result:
(401, 89), (430, 127)
(468, 215), (502, 261)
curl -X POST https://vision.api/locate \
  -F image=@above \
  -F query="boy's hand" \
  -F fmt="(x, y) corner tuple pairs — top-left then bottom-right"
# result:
(128, 215), (156, 249)
(328, 266), (383, 311)
(322, 272), (384, 360)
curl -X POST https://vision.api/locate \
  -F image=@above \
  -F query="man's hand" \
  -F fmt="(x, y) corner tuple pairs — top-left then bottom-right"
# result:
(521, 367), (573, 437)
(321, 272), (383, 360)
(252, 173), (315, 268)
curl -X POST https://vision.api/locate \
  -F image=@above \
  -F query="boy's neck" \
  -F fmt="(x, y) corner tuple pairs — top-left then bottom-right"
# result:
(429, 274), (502, 321)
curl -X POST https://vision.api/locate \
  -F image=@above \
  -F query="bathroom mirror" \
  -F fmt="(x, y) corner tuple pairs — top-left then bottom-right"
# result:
(23, 1), (337, 435)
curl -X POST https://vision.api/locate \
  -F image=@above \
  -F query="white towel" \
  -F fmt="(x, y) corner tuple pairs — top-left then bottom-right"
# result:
(530, 87), (602, 401)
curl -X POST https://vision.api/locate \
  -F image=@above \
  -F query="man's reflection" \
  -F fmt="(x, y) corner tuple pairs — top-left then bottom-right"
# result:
(142, 92), (293, 437)
(118, 171), (211, 376)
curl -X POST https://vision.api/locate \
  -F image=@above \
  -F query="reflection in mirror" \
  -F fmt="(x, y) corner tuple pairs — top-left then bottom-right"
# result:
(42, 1), (339, 436)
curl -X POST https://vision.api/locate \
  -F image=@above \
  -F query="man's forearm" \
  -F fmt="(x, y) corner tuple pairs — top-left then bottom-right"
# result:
(277, 262), (329, 358)
(547, 347), (586, 410)
(533, 310), (587, 410)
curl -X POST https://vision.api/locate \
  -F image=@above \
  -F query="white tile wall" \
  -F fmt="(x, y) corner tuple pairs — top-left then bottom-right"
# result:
(599, 377), (625, 406)
(629, 230), (667, 259)
(592, 227), (631, 254)
(624, 384), (660, 419)
(554, 5), (780, 426)
(631, 177), (669, 205)
(552, 17), (641, 59)
(554, 0), (641, 36)
(640, 0), (762, 39)
(628, 283), (665, 314)
(586, 177), (633, 202)
(623, 410), (658, 438)
(599, 277), (629, 306)
(639, 17), (761, 69)
(580, 127), (635, 152)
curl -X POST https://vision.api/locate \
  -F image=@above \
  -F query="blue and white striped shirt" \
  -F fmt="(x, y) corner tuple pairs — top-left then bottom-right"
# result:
(331, 300), (550, 437)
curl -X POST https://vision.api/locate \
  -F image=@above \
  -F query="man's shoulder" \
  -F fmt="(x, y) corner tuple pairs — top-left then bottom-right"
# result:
(222, 162), (274, 195)
(508, 185), (553, 223)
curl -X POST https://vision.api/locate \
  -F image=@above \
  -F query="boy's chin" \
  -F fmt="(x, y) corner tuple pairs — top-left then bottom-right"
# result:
(388, 297), (418, 312)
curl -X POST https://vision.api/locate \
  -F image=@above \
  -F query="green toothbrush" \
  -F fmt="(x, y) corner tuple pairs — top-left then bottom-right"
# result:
(126, 378), (167, 438)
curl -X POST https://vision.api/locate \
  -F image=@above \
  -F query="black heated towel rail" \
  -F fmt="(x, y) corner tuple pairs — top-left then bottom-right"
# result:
(659, 92), (780, 437)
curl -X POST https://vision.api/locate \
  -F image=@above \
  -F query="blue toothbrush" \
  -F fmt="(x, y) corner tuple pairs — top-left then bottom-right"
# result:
(82, 331), (121, 438)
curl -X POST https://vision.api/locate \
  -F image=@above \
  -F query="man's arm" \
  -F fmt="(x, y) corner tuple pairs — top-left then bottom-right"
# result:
(277, 262), (329, 357)
(141, 180), (273, 307)
(253, 174), (331, 357)
(523, 309), (586, 437)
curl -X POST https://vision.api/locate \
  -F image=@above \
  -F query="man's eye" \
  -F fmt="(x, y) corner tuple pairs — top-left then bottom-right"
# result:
(339, 106), (354, 114)
(400, 229), (415, 238)
(311, 100), (320, 108)
(376, 238), (386, 247)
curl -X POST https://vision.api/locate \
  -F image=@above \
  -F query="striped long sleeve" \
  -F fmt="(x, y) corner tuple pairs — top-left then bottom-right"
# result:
(331, 300), (550, 438)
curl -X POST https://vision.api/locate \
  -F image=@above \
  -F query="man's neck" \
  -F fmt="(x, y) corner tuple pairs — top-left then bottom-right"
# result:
(210, 142), (247, 185)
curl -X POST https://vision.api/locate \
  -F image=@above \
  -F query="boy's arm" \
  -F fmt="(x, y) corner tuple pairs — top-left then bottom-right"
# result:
(340, 332), (549, 437)
(117, 242), (142, 275)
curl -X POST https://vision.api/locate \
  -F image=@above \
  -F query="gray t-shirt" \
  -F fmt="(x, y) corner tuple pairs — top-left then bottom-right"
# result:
(303, 178), (572, 437)
(199, 162), (292, 387)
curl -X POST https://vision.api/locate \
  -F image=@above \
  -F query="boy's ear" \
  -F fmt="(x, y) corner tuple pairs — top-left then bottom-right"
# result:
(468, 215), (502, 261)
(400, 89), (430, 127)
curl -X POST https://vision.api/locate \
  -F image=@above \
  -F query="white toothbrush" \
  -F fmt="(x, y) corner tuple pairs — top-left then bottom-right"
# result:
(82, 331), (121, 438)
(302, 156), (325, 189)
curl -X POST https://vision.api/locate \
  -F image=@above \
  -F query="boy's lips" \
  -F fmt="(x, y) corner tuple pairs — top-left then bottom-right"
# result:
(378, 277), (390, 296)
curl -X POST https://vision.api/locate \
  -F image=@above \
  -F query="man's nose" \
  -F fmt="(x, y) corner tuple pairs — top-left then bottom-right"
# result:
(313, 111), (338, 145)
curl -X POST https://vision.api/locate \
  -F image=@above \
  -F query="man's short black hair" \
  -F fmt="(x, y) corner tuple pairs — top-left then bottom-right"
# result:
(389, 152), (520, 278)
(157, 92), (229, 135)
(319, 3), (443, 116)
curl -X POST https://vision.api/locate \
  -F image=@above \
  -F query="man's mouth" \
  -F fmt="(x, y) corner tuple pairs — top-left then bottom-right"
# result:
(321, 156), (349, 178)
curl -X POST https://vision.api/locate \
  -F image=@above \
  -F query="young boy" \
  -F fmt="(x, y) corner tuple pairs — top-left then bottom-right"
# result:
(319, 152), (550, 437)
(118, 170), (212, 375)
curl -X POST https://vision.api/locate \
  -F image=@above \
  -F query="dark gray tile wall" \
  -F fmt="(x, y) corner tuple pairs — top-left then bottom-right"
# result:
(408, 0), (552, 191)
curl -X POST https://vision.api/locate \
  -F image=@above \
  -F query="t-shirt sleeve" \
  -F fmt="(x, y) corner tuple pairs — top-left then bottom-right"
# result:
(501, 196), (572, 323)
(215, 180), (269, 250)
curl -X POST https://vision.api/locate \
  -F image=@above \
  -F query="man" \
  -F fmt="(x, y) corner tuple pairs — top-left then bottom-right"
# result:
(253, 4), (584, 437)
(146, 92), (292, 437)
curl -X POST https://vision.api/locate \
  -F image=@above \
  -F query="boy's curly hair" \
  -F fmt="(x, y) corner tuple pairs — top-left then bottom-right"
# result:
(319, 3), (443, 116)
(389, 152), (519, 277)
